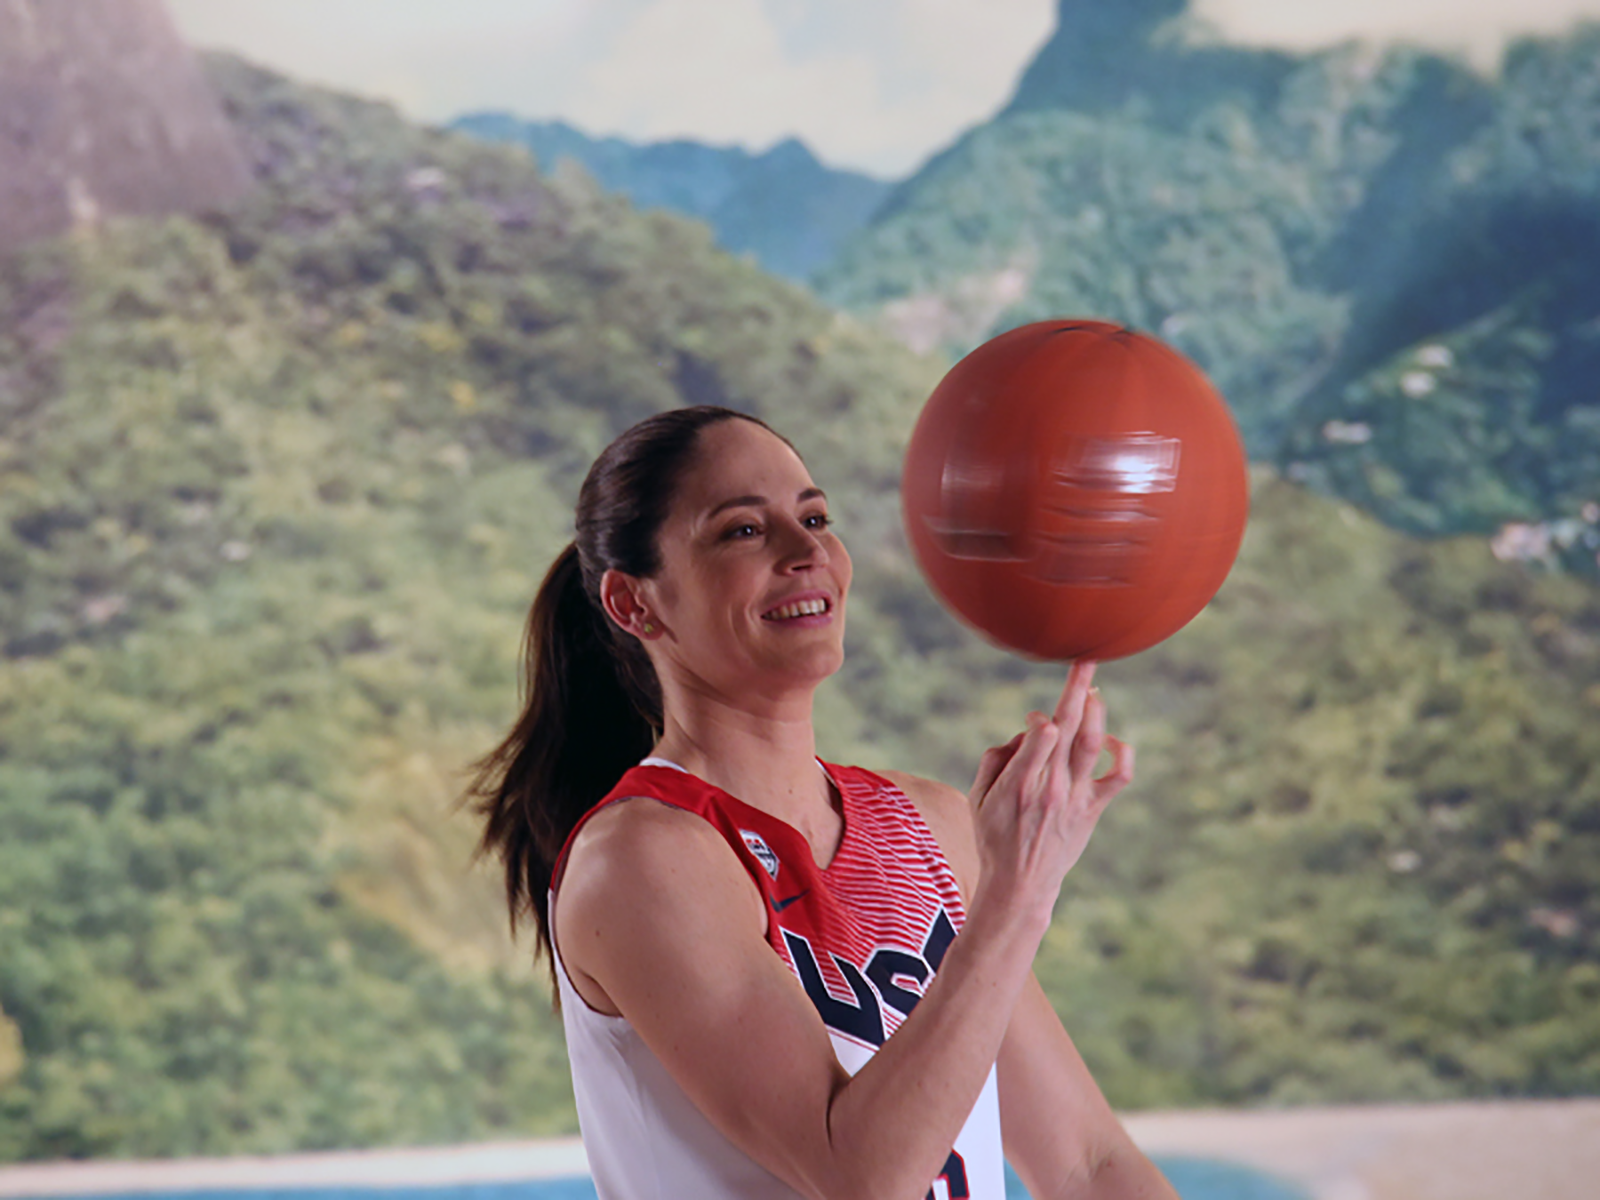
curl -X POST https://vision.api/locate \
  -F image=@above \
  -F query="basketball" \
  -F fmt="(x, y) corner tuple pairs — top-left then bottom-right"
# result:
(901, 319), (1249, 661)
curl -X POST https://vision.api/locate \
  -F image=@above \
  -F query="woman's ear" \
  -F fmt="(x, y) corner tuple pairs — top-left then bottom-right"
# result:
(600, 568), (661, 639)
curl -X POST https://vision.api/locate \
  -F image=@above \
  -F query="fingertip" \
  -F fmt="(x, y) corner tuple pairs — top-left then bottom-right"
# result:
(1107, 734), (1136, 781)
(1055, 665), (1092, 721)
(1081, 691), (1104, 721)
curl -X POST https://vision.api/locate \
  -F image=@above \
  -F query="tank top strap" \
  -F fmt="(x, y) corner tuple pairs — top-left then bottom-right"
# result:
(550, 763), (802, 908)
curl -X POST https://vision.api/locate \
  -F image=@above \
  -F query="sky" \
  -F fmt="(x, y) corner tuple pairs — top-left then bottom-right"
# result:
(167, 0), (1600, 177)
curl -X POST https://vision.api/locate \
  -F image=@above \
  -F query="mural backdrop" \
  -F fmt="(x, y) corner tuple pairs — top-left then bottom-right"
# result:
(0, 0), (1597, 1169)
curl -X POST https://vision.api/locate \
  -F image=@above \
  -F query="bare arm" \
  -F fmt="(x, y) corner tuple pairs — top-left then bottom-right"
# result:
(558, 663), (1122, 1200)
(998, 977), (1178, 1200)
(888, 715), (1177, 1199)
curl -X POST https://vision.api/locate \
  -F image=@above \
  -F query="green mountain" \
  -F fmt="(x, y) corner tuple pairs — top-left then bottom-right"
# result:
(1, 55), (1597, 1162)
(1279, 31), (1600, 551)
(1003, 0), (1299, 125)
(449, 115), (891, 282)
(816, 4), (1600, 564)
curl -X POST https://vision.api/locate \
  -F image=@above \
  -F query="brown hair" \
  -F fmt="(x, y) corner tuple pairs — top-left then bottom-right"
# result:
(470, 405), (782, 970)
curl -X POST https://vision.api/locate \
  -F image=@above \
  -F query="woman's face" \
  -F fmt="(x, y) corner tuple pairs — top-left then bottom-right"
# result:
(629, 419), (852, 704)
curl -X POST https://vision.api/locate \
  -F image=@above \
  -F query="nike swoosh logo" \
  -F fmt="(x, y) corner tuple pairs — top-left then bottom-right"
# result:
(772, 890), (809, 912)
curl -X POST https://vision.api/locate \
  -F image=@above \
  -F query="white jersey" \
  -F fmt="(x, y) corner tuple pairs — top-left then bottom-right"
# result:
(551, 760), (1005, 1200)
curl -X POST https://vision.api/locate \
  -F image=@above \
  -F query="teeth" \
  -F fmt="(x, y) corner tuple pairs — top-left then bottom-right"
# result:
(765, 598), (829, 621)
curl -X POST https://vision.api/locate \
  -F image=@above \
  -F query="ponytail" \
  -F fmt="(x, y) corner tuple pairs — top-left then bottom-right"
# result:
(470, 543), (656, 968)
(471, 405), (783, 973)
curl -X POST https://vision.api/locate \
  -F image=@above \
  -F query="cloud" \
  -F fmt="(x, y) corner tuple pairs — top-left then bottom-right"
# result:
(569, 0), (880, 151)
(565, 0), (1054, 175)
(170, 0), (1600, 179)
(170, 0), (1055, 174)
(169, 0), (620, 123)
(1195, 0), (1600, 65)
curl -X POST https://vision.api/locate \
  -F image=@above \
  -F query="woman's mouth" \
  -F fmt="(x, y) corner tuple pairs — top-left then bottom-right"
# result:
(762, 596), (832, 621)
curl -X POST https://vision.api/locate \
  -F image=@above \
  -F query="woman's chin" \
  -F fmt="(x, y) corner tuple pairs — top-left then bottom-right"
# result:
(752, 641), (847, 692)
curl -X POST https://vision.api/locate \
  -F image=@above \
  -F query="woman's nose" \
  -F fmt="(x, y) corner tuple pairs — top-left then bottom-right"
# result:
(778, 517), (828, 570)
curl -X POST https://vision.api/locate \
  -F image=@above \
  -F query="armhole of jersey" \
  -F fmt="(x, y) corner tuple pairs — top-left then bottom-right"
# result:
(547, 885), (628, 1023)
(548, 791), (653, 1020)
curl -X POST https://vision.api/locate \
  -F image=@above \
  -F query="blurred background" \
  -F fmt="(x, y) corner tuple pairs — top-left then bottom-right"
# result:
(1, 0), (1599, 1194)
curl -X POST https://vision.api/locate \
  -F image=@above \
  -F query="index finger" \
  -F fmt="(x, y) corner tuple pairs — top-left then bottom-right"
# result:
(1052, 659), (1098, 730)
(969, 730), (1026, 806)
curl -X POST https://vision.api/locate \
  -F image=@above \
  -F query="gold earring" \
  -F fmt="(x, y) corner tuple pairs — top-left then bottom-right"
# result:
(642, 621), (656, 635)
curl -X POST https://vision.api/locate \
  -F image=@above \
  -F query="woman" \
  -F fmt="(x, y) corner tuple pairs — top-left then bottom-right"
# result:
(474, 405), (1177, 1200)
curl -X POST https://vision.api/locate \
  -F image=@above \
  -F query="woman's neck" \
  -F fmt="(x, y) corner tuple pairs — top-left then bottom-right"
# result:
(651, 683), (840, 862)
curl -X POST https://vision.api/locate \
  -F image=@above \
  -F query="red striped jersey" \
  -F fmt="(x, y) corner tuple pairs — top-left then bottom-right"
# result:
(550, 759), (1005, 1200)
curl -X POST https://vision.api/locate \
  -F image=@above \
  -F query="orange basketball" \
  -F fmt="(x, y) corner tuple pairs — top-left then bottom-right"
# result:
(902, 319), (1249, 661)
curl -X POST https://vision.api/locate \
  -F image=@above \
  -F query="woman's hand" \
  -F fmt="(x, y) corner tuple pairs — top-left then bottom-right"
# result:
(967, 661), (1135, 927)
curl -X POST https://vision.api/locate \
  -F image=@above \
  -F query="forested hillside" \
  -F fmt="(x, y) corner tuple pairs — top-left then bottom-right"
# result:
(0, 56), (1597, 1162)
(0, 54), (936, 1160)
(817, 2), (1600, 565)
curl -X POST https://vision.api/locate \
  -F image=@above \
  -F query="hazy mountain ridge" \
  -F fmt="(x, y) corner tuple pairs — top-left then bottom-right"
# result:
(816, 4), (1600, 563)
(0, 53), (1597, 1162)
(449, 114), (891, 282)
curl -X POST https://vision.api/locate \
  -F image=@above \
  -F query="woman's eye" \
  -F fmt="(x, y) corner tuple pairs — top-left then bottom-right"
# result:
(726, 522), (761, 539)
(803, 513), (831, 530)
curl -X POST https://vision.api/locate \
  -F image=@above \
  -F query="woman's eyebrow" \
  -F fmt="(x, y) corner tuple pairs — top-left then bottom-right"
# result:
(706, 487), (826, 518)
(706, 493), (767, 518)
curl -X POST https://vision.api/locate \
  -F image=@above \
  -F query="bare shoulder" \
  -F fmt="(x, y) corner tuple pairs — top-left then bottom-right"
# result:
(557, 797), (767, 1007)
(561, 796), (758, 918)
(876, 769), (980, 895)
(566, 793), (722, 871)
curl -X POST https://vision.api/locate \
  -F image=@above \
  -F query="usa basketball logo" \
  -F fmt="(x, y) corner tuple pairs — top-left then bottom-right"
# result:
(739, 829), (781, 879)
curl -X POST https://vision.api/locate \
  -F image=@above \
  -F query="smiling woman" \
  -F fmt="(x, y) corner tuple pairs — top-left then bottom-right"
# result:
(470, 405), (1174, 1200)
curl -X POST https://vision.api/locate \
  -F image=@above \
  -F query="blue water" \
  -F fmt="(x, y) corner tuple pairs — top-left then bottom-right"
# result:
(1131, 1158), (1307, 1200)
(22, 1157), (1307, 1200)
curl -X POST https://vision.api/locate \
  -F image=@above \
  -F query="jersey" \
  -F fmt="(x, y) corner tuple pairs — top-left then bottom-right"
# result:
(550, 759), (1006, 1200)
